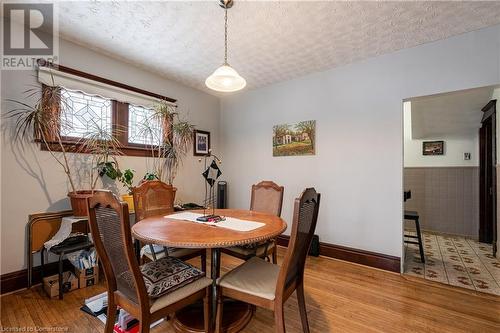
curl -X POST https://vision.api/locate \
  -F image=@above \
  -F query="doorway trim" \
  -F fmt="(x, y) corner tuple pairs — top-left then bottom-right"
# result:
(479, 99), (497, 255)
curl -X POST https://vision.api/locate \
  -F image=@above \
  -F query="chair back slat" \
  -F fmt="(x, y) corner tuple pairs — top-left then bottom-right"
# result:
(277, 188), (320, 293)
(250, 181), (284, 217)
(87, 191), (147, 305)
(133, 180), (175, 222)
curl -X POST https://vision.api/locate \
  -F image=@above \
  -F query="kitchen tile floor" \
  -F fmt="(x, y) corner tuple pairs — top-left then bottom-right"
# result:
(404, 231), (500, 296)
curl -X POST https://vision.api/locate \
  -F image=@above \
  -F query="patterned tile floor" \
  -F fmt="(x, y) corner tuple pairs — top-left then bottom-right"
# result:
(404, 231), (500, 296)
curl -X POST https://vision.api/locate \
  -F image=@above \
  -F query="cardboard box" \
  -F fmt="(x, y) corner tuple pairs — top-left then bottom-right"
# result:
(43, 271), (79, 298)
(74, 265), (99, 289)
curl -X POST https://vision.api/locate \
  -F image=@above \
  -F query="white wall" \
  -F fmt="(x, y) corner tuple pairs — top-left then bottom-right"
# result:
(0, 39), (220, 274)
(220, 24), (500, 258)
(403, 102), (479, 167)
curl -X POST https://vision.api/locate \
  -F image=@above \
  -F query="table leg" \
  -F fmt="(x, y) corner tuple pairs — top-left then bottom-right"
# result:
(172, 247), (253, 333)
(211, 248), (221, 328)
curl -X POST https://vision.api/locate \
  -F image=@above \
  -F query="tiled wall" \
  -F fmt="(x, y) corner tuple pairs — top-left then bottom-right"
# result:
(404, 167), (479, 238)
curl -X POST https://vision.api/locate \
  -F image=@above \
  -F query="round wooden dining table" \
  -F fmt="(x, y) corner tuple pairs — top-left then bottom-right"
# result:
(131, 208), (287, 333)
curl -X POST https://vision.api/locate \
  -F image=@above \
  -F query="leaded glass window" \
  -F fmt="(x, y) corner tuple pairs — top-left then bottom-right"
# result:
(60, 88), (112, 139)
(128, 105), (162, 145)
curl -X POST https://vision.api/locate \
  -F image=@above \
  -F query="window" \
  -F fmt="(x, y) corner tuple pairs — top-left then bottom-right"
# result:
(37, 64), (177, 157)
(127, 104), (162, 146)
(60, 88), (112, 139)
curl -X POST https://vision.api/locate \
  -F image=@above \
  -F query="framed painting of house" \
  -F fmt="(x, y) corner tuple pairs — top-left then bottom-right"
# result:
(273, 120), (316, 156)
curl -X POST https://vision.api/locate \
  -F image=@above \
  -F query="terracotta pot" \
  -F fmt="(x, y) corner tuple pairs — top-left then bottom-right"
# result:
(121, 194), (135, 213)
(68, 190), (94, 217)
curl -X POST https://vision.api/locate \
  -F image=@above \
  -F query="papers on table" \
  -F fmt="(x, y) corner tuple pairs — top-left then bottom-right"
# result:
(165, 212), (265, 232)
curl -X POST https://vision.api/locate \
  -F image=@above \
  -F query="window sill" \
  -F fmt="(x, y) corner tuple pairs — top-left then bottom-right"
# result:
(38, 140), (157, 158)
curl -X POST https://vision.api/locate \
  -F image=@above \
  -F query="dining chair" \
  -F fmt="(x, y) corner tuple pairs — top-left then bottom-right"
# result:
(132, 180), (207, 271)
(216, 188), (320, 333)
(86, 190), (212, 333)
(222, 180), (284, 264)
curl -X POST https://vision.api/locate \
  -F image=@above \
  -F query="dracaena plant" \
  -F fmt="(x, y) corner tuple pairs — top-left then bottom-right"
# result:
(77, 119), (123, 189)
(6, 77), (124, 192)
(138, 101), (195, 184)
(5, 83), (78, 192)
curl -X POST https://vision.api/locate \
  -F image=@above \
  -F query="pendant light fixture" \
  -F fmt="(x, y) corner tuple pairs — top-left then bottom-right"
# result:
(205, 0), (246, 92)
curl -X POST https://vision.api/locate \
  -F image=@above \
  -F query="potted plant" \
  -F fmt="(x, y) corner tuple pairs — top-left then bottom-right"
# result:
(6, 75), (121, 216)
(143, 172), (159, 181)
(68, 120), (122, 215)
(118, 168), (135, 212)
(139, 101), (195, 198)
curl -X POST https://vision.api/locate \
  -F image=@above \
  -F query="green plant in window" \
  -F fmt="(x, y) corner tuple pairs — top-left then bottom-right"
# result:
(118, 169), (135, 195)
(138, 101), (195, 185)
(78, 119), (123, 188)
(143, 172), (159, 181)
(97, 161), (122, 180)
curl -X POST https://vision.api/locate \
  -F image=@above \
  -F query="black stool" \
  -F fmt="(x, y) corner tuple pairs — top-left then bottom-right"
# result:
(404, 210), (425, 263)
(41, 238), (93, 299)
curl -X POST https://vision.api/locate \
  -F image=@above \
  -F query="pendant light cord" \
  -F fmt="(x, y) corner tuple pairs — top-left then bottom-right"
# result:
(224, 6), (228, 65)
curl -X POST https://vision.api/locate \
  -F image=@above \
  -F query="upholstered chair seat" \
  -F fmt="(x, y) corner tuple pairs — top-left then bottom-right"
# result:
(218, 257), (280, 300)
(149, 277), (212, 313)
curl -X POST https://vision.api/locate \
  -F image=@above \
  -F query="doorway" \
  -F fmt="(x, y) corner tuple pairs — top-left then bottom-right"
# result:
(402, 85), (500, 296)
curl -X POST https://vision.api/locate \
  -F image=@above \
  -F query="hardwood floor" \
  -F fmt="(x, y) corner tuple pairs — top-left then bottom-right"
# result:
(1, 247), (499, 332)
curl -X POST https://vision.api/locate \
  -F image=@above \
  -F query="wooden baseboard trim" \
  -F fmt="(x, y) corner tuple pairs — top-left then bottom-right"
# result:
(1, 260), (73, 295)
(277, 235), (401, 273)
(3, 239), (400, 294)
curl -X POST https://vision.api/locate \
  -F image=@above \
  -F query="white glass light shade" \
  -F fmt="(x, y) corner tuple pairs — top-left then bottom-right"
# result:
(205, 64), (246, 92)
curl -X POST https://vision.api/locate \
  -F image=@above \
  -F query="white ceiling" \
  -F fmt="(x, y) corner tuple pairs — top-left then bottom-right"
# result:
(57, 1), (500, 94)
(409, 86), (497, 139)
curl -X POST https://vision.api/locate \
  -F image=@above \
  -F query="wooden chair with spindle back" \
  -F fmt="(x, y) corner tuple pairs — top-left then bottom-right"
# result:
(222, 180), (284, 264)
(132, 180), (206, 271)
(86, 190), (212, 333)
(216, 188), (321, 333)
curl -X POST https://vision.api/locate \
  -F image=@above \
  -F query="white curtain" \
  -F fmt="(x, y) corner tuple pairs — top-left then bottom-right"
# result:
(38, 66), (176, 108)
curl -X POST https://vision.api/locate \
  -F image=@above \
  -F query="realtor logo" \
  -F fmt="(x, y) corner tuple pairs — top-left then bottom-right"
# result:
(2, 2), (58, 69)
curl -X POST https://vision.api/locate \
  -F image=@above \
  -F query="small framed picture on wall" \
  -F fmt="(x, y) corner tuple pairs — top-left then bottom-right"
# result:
(194, 130), (210, 156)
(422, 141), (444, 156)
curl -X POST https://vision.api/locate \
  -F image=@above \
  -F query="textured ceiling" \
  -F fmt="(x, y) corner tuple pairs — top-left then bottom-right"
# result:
(57, 1), (500, 95)
(410, 86), (497, 139)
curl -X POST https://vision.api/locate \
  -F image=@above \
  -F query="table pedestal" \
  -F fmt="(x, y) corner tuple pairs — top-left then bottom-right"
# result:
(172, 248), (254, 332)
(171, 300), (254, 333)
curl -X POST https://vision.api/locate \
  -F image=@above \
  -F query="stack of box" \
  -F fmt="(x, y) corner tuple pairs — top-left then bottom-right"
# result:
(74, 264), (99, 288)
(69, 248), (99, 288)
(42, 248), (100, 298)
(43, 271), (79, 298)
